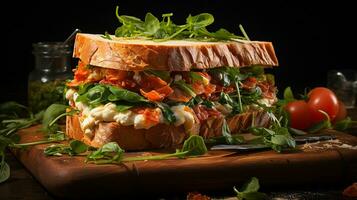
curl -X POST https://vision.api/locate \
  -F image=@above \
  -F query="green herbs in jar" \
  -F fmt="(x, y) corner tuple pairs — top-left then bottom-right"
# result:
(28, 80), (67, 113)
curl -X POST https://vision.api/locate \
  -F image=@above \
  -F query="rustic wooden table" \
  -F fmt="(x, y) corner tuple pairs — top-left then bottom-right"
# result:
(1, 109), (356, 200)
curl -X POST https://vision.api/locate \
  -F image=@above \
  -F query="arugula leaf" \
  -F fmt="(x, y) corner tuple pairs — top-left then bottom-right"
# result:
(44, 140), (88, 156)
(233, 177), (268, 200)
(86, 135), (207, 164)
(86, 142), (125, 164)
(205, 134), (245, 145)
(221, 119), (235, 144)
(144, 13), (160, 35)
(249, 126), (296, 153)
(113, 6), (247, 41)
(101, 32), (112, 40)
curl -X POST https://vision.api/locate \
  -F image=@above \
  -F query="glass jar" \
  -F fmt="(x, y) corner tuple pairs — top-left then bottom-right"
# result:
(28, 42), (72, 113)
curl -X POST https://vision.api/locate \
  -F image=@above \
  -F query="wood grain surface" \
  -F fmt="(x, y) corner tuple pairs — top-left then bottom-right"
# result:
(11, 126), (357, 199)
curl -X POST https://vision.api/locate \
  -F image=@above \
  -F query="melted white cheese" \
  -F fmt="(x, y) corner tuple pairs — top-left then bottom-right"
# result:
(66, 90), (196, 135)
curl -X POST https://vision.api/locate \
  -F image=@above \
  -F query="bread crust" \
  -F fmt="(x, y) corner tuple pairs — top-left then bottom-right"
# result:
(73, 33), (279, 71)
(66, 110), (269, 150)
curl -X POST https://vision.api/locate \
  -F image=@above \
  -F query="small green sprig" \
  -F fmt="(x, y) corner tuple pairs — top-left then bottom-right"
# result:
(85, 135), (207, 164)
(113, 6), (248, 42)
(234, 177), (268, 200)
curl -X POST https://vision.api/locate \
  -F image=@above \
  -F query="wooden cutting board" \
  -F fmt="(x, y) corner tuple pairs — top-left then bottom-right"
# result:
(11, 125), (357, 199)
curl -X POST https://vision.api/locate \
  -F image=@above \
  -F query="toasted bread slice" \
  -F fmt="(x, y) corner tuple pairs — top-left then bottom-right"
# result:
(66, 110), (269, 150)
(73, 33), (278, 71)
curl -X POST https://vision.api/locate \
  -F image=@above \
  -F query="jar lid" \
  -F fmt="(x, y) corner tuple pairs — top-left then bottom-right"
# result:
(32, 42), (71, 56)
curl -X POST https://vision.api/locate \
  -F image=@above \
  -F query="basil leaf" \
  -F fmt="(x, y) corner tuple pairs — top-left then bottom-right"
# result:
(0, 161), (10, 183)
(77, 84), (94, 95)
(181, 135), (207, 156)
(241, 177), (260, 193)
(42, 104), (68, 134)
(283, 87), (295, 102)
(108, 86), (147, 103)
(70, 140), (88, 154)
(86, 85), (110, 106)
(234, 177), (268, 200)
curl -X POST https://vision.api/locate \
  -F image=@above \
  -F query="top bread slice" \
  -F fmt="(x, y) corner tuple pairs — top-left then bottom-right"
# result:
(73, 33), (279, 71)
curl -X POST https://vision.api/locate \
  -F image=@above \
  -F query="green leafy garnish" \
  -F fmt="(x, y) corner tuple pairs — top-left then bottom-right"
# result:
(307, 110), (332, 134)
(76, 84), (149, 109)
(173, 80), (196, 98)
(156, 102), (176, 124)
(0, 102), (70, 183)
(101, 31), (112, 40)
(283, 86), (295, 102)
(145, 70), (170, 82)
(221, 119), (235, 144)
(249, 125), (296, 153)
(234, 177), (268, 200)
(333, 117), (357, 131)
(41, 104), (69, 134)
(86, 135), (207, 164)
(113, 6), (247, 41)
(0, 158), (10, 183)
(44, 140), (88, 156)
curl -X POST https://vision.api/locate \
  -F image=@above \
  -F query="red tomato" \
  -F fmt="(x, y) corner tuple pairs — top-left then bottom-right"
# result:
(307, 87), (339, 123)
(285, 100), (313, 130)
(333, 101), (347, 123)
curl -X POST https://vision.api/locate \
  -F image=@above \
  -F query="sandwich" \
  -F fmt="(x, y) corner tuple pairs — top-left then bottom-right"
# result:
(65, 11), (279, 150)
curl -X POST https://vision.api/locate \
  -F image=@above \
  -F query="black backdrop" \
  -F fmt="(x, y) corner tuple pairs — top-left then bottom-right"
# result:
(2, 0), (356, 104)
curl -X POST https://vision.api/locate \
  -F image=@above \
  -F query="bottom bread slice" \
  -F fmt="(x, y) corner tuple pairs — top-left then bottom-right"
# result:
(66, 110), (270, 150)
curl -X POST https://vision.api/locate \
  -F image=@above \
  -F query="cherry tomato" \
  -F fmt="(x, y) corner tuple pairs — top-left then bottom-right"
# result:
(333, 101), (347, 123)
(285, 100), (313, 130)
(307, 87), (339, 123)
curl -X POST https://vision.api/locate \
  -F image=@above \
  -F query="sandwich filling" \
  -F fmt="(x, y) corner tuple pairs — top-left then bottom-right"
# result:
(66, 61), (277, 139)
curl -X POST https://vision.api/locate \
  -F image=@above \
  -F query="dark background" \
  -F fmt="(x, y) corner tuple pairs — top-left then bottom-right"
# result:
(2, 0), (356, 104)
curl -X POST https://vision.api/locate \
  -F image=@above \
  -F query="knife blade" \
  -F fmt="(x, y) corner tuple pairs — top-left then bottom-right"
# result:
(210, 134), (336, 151)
